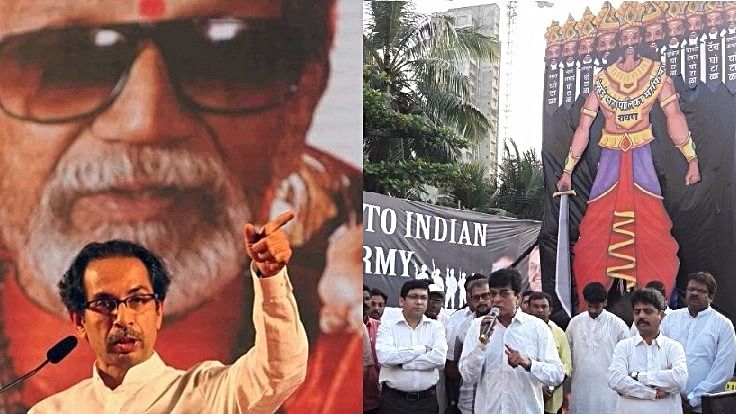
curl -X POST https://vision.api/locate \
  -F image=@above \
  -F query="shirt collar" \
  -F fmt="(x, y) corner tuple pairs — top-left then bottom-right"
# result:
(92, 352), (166, 389)
(633, 333), (662, 347)
(586, 309), (607, 321)
(397, 314), (430, 327)
(690, 306), (713, 319)
(511, 308), (527, 325)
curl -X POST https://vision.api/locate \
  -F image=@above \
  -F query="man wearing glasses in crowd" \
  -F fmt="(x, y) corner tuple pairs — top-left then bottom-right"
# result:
(459, 268), (563, 413)
(451, 275), (492, 414)
(444, 272), (487, 414)
(31, 210), (304, 412)
(375, 280), (448, 414)
(661, 272), (736, 414)
(0, 0), (361, 411)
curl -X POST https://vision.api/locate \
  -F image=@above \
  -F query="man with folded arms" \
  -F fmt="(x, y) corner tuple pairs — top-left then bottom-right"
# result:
(608, 288), (688, 414)
(376, 280), (448, 414)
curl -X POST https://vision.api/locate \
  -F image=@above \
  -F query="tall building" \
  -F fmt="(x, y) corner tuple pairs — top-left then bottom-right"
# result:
(441, 4), (501, 178)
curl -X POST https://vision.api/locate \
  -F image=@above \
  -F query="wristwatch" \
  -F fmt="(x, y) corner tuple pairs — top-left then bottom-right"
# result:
(630, 371), (639, 381)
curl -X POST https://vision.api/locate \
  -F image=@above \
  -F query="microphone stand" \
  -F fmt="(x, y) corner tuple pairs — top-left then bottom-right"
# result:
(0, 335), (78, 394)
(0, 360), (49, 394)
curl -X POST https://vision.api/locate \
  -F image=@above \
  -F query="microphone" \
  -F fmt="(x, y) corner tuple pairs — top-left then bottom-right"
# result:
(0, 335), (78, 394)
(47, 336), (78, 363)
(479, 307), (500, 344)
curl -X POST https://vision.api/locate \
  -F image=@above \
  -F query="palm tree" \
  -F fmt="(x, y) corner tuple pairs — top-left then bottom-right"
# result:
(363, 1), (501, 145)
(494, 140), (545, 220)
(448, 161), (497, 212)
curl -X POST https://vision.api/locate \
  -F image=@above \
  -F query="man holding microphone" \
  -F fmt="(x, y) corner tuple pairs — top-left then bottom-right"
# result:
(459, 268), (563, 413)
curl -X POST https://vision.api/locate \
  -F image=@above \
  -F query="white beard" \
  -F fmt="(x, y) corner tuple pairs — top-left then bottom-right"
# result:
(3, 145), (249, 318)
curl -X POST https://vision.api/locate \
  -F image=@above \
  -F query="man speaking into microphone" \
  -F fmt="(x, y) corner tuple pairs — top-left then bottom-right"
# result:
(458, 268), (563, 413)
(29, 211), (307, 413)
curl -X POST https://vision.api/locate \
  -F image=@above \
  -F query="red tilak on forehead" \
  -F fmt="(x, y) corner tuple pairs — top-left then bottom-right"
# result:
(139, 0), (166, 19)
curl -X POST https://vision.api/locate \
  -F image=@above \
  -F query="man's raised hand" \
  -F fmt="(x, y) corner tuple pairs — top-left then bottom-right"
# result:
(243, 211), (295, 277)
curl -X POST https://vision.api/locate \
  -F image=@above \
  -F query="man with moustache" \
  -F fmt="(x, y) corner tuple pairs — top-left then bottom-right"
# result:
(629, 280), (671, 335)
(426, 284), (447, 322)
(375, 280), (447, 414)
(519, 289), (534, 313)
(566, 282), (629, 414)
(641, 1), (666, 51)
(661, 272), (736, 414)
(608, 288), (688, 414)
(364, 285), (373, 311)
(459, 268), (563, 413)
(527, 291), (571, 414)
(593, 1), (621, 65)
(370, 288), (388, 321)
(557, 2), (701, 307)
(444, 272), (486, 414)
(31, 211), (307, 413)
(0, 0), (361, 410)
(451, 277), (492, 414)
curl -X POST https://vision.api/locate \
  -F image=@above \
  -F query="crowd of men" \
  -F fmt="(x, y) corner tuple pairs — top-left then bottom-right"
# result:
(363, 270), (736, 414)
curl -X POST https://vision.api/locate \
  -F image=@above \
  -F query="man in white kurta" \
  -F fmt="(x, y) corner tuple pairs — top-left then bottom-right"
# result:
(31, 212), (307, 414)
(566, 282), (629, 414)
(628, 280), (672, 336)
(452, 278), (493, 414)
(608, 288), (688, 414)
(444, 273), (486, 413)
(660, 272), (736, 413)
(458, 268), (564, 413)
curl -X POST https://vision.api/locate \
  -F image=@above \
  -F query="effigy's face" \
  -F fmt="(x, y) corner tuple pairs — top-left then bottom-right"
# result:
(562, 41), (578, 58)
(545, 44), (561, 63)
(596, 31), (617, 60)
(578, 37), (596, 58)
(706, 11), (723, 30)
(620, 27), (642, 49)
(728, 8), (736, 22)
(688, 15), (704, 37)
(667, 18), (686, 40)
(644, 22), (664, 48)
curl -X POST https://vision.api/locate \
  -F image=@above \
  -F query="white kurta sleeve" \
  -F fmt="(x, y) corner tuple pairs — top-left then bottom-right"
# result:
(458, 319), (486, 385)
(195, 267), (309, 413)
(688, 319), (736, 408)
(638, 341), (688, 394)
(529, 323), (565, 387)
(608, 340), (657, 400)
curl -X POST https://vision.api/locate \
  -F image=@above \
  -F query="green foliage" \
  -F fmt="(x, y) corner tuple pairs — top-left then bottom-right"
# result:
(448, 161), (497, 212)
(493, 140), (545, 220)
(363, 1), (500, 142)
(364, 160), (464, 200)
(363, 1), (501, 203)
(362, 1), (543, 219)
(363, 70), (468, 199)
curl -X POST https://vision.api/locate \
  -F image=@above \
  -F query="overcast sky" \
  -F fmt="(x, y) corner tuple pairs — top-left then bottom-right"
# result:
(411, 0), (614, 154)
